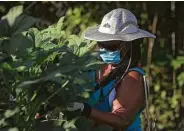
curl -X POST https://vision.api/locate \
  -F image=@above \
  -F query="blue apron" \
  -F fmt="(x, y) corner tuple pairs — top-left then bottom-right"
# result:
(87, 67), (145, 131)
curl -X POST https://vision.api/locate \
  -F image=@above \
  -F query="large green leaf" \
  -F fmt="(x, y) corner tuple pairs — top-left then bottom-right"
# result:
(0, 19), (10, 37)
(13, 15), (37, 35)
(2, 34), (33, 57)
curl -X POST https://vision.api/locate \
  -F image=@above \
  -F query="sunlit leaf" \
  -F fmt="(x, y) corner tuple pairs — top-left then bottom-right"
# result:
(2, 5), (23, 27)
(16, 65), (26, 72)
(57, 17), (65, 30)
(177, 72), (184, 87)
(171, 56), (184, 69)
(1, 62), (12, 70)
(8, 127), (19, 131)
(4, 107), (19, 118)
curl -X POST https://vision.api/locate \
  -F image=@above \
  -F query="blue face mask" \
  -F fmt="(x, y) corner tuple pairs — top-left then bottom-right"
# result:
(99, 48), (121, 64)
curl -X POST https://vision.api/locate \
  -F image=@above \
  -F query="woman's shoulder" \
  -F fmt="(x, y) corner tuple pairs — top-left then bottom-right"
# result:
(126, 70), (143, 81)
(125, 67), (145, 81)
(116, 69), (144, 91)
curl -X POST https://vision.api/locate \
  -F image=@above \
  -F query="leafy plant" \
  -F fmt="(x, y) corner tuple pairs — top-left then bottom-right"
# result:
(0, 5), (104, 131)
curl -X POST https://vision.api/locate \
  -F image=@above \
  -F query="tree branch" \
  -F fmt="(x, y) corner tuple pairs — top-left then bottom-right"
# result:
(146, 13), (158, 82)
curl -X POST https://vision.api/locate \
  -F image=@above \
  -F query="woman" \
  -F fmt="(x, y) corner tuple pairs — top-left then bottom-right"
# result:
(67, 8), (156, 131)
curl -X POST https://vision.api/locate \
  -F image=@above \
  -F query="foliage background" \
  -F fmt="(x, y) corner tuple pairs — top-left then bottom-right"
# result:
(0, 1), (184, 131)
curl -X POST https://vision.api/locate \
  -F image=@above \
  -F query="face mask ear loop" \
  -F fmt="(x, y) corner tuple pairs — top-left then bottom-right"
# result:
(98, 64), (104, 100)
(143, 75), (151, 131)
(112, 44), (126, 61)
(119, 43), (132, 80)
(119, 43), (126, 52)
(115, 44), (126, 58)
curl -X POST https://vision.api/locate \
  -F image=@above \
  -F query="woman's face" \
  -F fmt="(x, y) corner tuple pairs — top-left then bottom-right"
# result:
(97, 41), (123, 51)
(97, 41), (131, 58)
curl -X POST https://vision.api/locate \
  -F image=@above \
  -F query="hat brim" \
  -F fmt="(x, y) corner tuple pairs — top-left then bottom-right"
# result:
(84, 26), (156, 42)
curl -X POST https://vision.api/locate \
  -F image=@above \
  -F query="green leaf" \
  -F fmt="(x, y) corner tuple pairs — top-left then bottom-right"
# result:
(18, 78), (44, 88)
(41, 43), (58, 50)
(0, 19), (10, 37)
(26, 28), (42, 47)
(140, 13), (148, 20)
(1, 62), (12, 70)
(40, 23), (63, 46)
(80, 91), (90, 99)
(68, 35), (82, 46)
(43, 70), (66, 84)
(177, 72), (184, 87)
(16, 66), (26, 72)
(84, 59), (103, 68)
(19, 65), (72, 87)
(2, 5), (23, 27)
(171, 56), (184, 69)
(161, 91), (166, 99)
(44, 51), (60, 63)
(30, 91), (37, 102)
(78, 39), (97, 57)
(154, 84), (160, 92)
(8, 127), (19, 131)
(57, 17), (65, 30)
(60, 65), (81, 73)
(0, 118), (7, 127)
(63, 119), (77, 130)
(2, 34), (33, 56)
(67, 35), (82, 55)
(4, 107), (19, 118)
(44, 64), (80, 81)
(73, 77), (86, 85)
(13, 15), (37, 35)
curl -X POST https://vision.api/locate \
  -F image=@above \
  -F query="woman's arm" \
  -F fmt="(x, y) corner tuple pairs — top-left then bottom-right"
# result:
(90, 108), (130, 129)
(89, 71), (145, 129)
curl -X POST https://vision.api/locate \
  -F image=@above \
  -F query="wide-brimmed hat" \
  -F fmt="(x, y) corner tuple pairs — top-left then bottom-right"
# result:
(84, 8), (156, 42)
